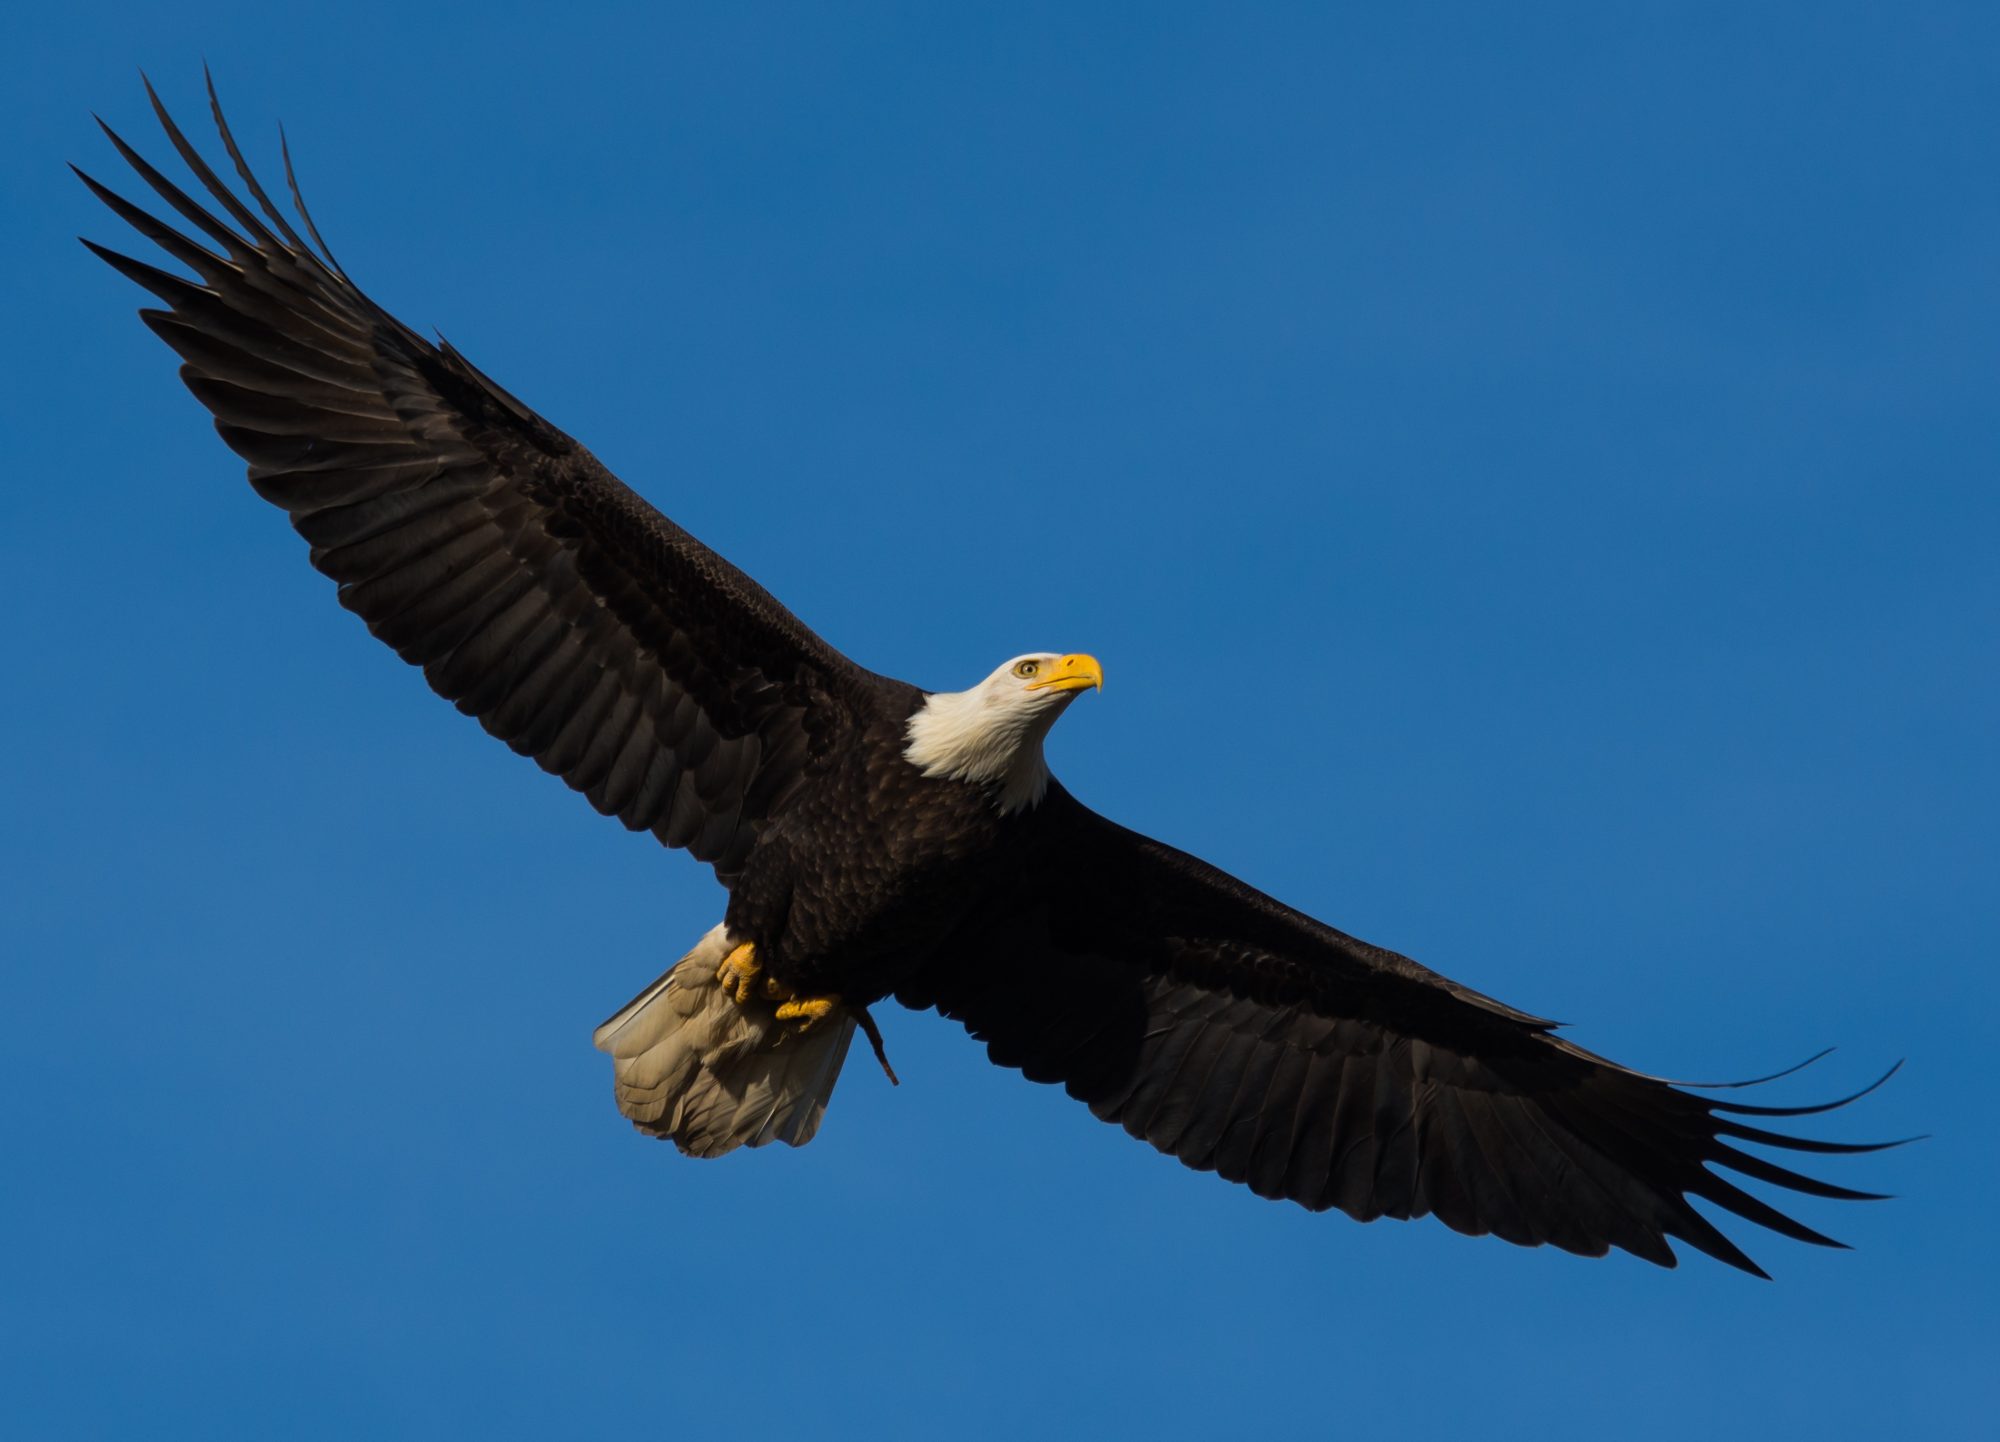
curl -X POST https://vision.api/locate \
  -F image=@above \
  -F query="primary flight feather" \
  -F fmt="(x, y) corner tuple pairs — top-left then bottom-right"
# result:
(79, 74), (1900, 1277)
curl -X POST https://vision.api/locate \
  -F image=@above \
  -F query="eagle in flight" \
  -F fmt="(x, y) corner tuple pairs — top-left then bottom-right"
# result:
(79, 74), (1900, 1277)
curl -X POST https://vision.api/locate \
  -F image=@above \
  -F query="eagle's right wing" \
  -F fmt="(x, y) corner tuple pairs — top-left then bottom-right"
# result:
(80, 75), (907, 882)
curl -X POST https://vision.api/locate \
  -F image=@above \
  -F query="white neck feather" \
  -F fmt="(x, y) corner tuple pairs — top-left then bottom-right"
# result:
(903, 688), (1058, 815)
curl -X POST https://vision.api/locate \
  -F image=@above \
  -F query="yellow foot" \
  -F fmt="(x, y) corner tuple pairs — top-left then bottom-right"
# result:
(760, 975), (795, 1002)
(715, 941), (761, 1004)
(775, 993), (843, 1033)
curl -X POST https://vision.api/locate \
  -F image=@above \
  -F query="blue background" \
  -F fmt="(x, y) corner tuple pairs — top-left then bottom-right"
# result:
(5, 5), (1994, 1437)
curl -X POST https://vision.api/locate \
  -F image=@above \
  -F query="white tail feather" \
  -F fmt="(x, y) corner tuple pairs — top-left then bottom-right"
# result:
(592, 924), (856, 1158)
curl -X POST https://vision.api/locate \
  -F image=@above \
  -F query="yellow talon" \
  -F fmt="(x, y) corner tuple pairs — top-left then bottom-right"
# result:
(775, 994), (842, 1032)
(715, 941), (760, 1004)
(715, 942), (836, 1031)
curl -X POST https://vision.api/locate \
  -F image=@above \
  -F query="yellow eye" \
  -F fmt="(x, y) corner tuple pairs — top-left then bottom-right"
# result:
(1015, 660), (1040, 679)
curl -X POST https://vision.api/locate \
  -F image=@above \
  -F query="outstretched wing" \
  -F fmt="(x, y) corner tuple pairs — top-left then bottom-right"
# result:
(78, 75), (904, 882)
(901, 784), (1900, 1276)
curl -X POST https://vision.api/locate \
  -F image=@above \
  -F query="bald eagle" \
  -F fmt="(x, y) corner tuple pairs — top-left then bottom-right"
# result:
(79, 76), (1898, 1277)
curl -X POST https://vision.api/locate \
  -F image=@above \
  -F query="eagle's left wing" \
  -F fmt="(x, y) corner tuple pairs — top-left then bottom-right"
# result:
(900, 784), (1899, 1276)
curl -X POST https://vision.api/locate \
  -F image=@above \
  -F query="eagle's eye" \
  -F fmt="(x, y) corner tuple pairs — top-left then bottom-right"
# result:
(1014, 660), (1040, 679)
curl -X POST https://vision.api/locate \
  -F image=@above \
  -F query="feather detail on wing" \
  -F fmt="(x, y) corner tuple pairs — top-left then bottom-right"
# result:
(78, 72), (905, 881)
(900, 784), (1905, 1276)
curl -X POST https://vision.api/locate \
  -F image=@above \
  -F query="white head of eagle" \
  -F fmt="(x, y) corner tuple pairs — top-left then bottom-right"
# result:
(904, 652), (1104, 814)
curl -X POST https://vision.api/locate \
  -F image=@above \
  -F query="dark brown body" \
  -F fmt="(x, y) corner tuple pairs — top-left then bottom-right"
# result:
(725, 700), (1018, 1005)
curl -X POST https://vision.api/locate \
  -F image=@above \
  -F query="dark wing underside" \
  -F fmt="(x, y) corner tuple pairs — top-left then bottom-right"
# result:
(78, 74), (900, 882)
(901, 784), (1901, 1276)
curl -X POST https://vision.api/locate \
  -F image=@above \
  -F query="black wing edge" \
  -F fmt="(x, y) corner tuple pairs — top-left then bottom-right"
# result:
(1602, 1052), (1915, 1278)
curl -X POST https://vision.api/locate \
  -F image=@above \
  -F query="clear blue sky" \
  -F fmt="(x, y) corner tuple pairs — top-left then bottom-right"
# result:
(5, 5), (1994, 1438)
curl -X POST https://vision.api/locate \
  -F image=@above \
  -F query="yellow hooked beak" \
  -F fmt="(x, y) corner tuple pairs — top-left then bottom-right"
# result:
(1026, 653), (1104, 695)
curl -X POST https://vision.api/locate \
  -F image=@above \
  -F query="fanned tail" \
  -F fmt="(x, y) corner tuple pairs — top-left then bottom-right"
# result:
(593, 925), (856, 1158)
